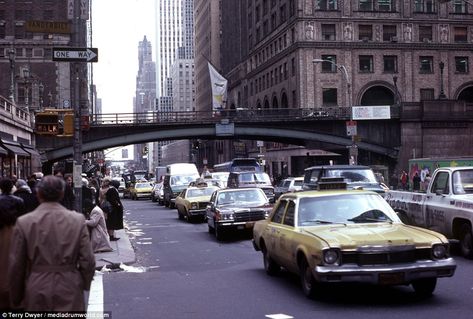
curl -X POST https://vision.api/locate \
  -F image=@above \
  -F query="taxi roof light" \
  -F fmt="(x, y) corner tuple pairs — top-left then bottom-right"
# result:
(317, 177), (347, 191)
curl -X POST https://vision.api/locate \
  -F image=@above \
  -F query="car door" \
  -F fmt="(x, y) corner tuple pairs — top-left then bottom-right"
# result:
(265, 200), (288, 264)
(425, 171), (450, 232)
(277, 200), (297, 269)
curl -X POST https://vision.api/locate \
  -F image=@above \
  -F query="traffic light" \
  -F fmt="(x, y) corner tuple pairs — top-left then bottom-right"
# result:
(142, 146), (149, 155)
(35, 112), (59, 135)
(63, 113), (74, 136)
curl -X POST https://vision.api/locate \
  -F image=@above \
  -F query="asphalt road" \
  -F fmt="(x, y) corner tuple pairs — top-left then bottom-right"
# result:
(101, 198), (473, 319)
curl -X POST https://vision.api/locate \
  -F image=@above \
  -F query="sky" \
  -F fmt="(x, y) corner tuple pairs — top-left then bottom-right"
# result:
(92, 0), (156, 114)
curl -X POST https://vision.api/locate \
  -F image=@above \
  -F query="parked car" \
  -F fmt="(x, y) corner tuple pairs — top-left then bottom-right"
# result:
(130, 181), (154, 200)
(151, 182), (164, 204)
(252, 181), (456, 298)
(206, 187), (272, 240)
(175, 185), (220, 222)
(302, 165), (386, 195)
(274, 176), (304, 199)
(227, 171), (275, 202)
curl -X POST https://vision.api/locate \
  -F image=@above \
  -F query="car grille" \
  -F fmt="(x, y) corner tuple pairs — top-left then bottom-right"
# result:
(198, 202), (209, 209)
(234, 209), (267, 222)
(341, 248), (432, 266)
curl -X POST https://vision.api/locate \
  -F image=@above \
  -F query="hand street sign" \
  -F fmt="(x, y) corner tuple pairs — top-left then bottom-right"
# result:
(52, 47), (98, 62)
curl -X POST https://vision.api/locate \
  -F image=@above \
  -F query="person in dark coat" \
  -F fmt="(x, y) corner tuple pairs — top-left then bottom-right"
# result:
(0, 178), (25, 310)
(81, 178), (94, 218)
(105, 179), (124, 241)
(8, 175), (95, 311)
(13, 179), (39, 214)
(413, 172), (421, 191)
(59, 174), (75, 210)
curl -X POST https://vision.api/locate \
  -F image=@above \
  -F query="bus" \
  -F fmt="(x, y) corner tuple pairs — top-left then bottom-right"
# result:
(213, 158), (262, 173)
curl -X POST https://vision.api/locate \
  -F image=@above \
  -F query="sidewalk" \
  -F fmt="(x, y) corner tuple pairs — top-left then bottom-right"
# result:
(94, 228), (136, 270)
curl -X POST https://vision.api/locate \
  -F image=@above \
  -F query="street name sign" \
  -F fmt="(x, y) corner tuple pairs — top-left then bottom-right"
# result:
(52, 47), (98, 62)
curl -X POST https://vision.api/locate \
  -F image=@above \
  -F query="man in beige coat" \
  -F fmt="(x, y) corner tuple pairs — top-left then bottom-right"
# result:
(8, 175), (96, 311)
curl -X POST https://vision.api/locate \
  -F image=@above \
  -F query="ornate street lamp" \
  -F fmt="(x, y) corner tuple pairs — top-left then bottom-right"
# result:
(23, 68), (30, 111)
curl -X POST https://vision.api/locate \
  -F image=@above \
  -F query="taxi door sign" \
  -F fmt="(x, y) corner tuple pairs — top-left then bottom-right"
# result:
(346, 120), (357, 136)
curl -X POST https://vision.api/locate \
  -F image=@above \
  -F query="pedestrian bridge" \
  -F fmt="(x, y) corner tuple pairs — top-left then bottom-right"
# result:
(37, 107), (401, 163)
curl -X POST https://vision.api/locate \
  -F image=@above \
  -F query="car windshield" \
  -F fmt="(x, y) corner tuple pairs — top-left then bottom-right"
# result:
(452, 169), (473, 194)
(217, 189), (267, 206)
(297, 193), (399, 226)
(326, 169), (377, 184)
(171, 175), (196, 186)
(240, 173), (271, 184)
(187, 187), (218, 198)
(136, 183), (152, 189)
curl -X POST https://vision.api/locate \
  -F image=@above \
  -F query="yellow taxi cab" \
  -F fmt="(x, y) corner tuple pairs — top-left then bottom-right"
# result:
(175, 184), (220, 222)
(252, 178), (456, 298)
(129, 181), (154, 200)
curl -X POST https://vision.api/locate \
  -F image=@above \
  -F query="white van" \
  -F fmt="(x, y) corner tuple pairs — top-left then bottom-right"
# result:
(163, 163), (200, 208)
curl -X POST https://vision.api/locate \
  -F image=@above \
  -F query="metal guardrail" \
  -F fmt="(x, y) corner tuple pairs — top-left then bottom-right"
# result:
(89, 106), (401, 126)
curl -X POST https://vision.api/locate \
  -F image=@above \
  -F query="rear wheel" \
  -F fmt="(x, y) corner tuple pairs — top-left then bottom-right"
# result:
(412, 278), (437, 297)
(460, 224), (473, 259)
(262, 244), (280, 276)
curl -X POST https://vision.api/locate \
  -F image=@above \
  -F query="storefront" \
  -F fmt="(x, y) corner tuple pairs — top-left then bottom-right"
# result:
(0, 139), (38, 179)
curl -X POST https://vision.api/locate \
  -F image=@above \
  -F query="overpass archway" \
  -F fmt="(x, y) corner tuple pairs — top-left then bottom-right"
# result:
(360, 84), (395, 106)
(456, 84), (473, 102)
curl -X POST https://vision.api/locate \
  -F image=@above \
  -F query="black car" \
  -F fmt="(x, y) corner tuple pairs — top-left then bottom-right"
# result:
(227, 171), (275, 202)
(206, 188), (273, 241)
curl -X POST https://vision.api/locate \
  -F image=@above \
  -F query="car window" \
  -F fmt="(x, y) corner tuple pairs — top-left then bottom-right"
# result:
(283, 201), (295, 226)
(431, 172), (449, 194)
(271, 200), (287, 223)
(453, 170), (473, 194)
(294, 180), (303, 187)
(283, 180), (291, 187)
(309, 169), (321, 183)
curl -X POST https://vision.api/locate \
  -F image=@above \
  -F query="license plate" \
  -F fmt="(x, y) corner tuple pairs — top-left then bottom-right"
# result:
(379, 272), (404, 285)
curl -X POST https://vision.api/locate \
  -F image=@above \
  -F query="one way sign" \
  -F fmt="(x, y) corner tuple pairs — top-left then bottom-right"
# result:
(52, 47), (98, 62)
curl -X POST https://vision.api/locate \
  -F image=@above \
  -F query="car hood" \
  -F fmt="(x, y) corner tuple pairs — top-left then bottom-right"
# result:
(302, 223), (447, 248)
(187, 195), (212, 202)
(219, 202), (267, 210)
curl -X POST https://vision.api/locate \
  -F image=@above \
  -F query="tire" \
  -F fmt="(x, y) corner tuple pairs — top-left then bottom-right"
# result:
(170, 202), (175, 209)
(412, 278), (437, 297)
(208, 222), (215, 234)
(152, 196), (157, 202)
(215, 223), (225, 241)
(460, 224), (473, 259)
(299, 257), (316, 298)
(177, 207), (184, 220)
(262, 244), (280, 276)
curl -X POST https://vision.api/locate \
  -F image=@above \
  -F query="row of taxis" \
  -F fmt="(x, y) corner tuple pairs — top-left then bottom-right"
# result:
(252, 177), (457, 298)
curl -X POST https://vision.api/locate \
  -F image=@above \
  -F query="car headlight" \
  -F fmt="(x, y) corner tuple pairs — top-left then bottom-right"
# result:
(323, 249), (340, 265)
(220, 212), (234, 220)
(432, 244), (448, 259)
(191, 203), (198, 209)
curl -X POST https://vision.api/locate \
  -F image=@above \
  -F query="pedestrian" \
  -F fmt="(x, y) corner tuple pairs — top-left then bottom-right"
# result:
(7, 175), (95, 311)
(0, 178), (25, 310)
(13, 179), (39, 214)
(400, 170), (408, 190)
(105, 179), (124, 241)
(413, 172), (421, 191)
(60, 174), (76, 210)
(81, 178), (94, 218)
(390, 172), (398, 190)
(84, 199), (113, 253)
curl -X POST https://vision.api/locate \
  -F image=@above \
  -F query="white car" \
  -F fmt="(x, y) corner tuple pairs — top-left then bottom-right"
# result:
(274, 177), (304, 199)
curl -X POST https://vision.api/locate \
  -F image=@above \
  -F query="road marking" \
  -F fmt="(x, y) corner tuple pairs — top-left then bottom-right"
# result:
(87, 271), (104, 315)
(265, 315), (294, 319)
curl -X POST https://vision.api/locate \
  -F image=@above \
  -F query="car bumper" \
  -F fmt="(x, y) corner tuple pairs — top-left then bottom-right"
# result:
(314, 258), (456, 285)
(216, 221), (257, 231)
(188, 209), (206, 216)
(135, 193), (151, 198)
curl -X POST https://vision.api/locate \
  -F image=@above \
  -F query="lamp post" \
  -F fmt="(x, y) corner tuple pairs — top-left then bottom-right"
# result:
(39, 83), (44, 110)
(22, 68), (30, 112)
(438, 61), (447, 99)
(8, 49), (15, 103)
(313, 59), (357, 164)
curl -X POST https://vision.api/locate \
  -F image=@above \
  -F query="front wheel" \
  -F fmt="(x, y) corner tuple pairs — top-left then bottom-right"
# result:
(412, 278), (437, 297)
(460, 224), (473, 259)
(300, 257), (316, 298)
(262, 245), (280, 276)
(215, 223), (225, 241)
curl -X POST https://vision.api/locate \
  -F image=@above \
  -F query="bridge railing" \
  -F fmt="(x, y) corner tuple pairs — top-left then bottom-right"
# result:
(0, 95), (30, 124)
(90, 106), (401, 126)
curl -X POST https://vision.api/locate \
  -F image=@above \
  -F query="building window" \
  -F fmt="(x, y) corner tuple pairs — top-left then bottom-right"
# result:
(384, 56), (397, 73)
(359, 24), (373, 41)
(453, 0), (467, 13)
(359, 55), (374, 72)
(322, 88), (338, 106)
(290, 0), (296, 16)
(420, 88), (435, 100)
(378, 0), (394, 11)
(359, 0), (374, 11)
(419, 25), (433, 42)
(419, 56), (433, 73)
(291, 57), (295, 76)
(321, 24), (336, 41)
(414, 0), (435, 13)
(455, 57), (468, 73)
(316, 0), (338, 11)
(383, 25), (397, 41)
(454, 27), (467, 42)
(320, 55), (337, 72)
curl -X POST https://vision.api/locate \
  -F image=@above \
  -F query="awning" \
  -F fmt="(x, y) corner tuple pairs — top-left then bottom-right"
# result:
(1, 141), (30, 157)
(0, 145), (7, 155)
(21, 145), (41, 157)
